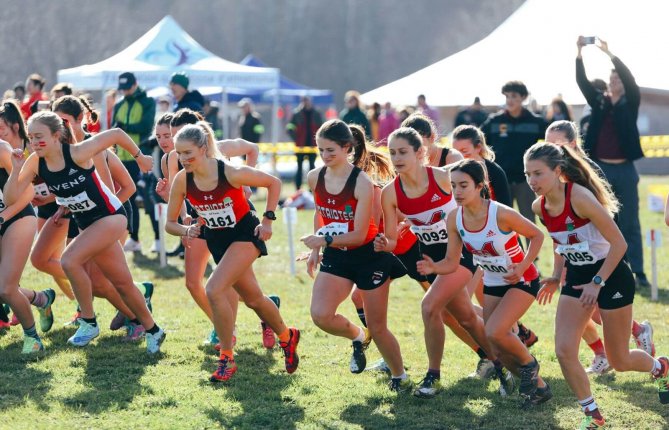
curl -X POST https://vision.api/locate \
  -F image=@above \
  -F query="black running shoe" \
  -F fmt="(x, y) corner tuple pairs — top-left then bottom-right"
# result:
(350, 340), (367, 374)
(528, 383), (553, 406)
(388, 377), (413, 393)
(518, 357), (540, 402)
(413, 372), (441, 398)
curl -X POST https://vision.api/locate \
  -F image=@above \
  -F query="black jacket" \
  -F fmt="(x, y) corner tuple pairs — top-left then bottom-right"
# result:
(576, 56), (643, 161)
(175, 90), (205, 114)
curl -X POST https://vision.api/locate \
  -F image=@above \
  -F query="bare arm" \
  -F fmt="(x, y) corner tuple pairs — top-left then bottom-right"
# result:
(5, 151), (39, 206)
(0, 147), (35, 219)
(217, 139), (259, 167)
(497, 204), (544, 282)
(70, 128), (152, 173)
(164, 170), (190, 237)
(107, 150), (136, 203)
(418, 211), (462, 275)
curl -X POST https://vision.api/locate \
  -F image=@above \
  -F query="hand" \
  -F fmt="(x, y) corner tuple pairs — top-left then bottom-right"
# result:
(243, 186), (253, 200)
(306, 249), (322, 279)
(373, 233), (389, 252)
(155, 178), (170, 201)
(577, 35), (586, 48)
(300, 234), (326, 250)
(296, 251), (318, 262)
(572, 282), (601, 307)
(537, 277), (560, 305)
(502, 263), (523, 284)
(182, 218), (203, 248)
(31, 195), (49, 207)
(136, 154), (154, 173)
(597, 38), (609, 54)
(416, 254), (436, 276)
(53, 206), (70, 225)
(254, 218), (273, 241)
(10, 148), (26, 169)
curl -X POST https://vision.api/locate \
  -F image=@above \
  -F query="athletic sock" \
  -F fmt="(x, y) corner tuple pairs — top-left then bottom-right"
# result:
(220, 349), (234, 360)
(427, 368), (440, 379)
(30, 291), (48, 308)
(356, 308), (367, 327)
(475, 347), (488, 359)
(392, 372), (407, 380)
(578, 396), (602, 419)
(277, 328), (291, 344)
(353, 327), (366, 343)
(587, 338), (606, 356)
(23, 325), (39, 339)
(631, 320), (643, 338)
(651, 358), (664, 378)
(82, 317), (97, 327)
(146, 324), (160, 335)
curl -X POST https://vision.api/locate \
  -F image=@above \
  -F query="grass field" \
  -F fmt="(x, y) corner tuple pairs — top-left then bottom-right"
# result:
(1, 176), (669, 430)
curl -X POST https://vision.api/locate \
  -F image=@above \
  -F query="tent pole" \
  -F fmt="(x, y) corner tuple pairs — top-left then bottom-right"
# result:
(221, 88), (229, 139)
(100, 86), (108, 131)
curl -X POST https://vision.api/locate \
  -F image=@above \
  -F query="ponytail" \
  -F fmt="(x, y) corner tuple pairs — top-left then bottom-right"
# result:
(350, 124), (394, 185)
(0, 100), (29, 147)
(79, 96), (99, 124)
(450, 159), (491, 199)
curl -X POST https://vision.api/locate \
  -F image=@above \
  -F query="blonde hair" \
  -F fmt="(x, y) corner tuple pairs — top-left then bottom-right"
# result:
(174, 121), (221, 159)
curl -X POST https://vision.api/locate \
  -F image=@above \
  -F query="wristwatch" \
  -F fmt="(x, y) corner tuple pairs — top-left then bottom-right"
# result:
(592, 275), (606, 287)
(263, 211), (277, 220)
(324, 235), (334, 247)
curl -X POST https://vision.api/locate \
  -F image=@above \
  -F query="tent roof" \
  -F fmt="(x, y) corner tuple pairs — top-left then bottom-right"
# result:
(58, 16), (278, 91)
(362, 0), (669, 107)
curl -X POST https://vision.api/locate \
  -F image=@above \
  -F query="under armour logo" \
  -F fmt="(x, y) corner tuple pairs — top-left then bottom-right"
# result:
(327, 198), (336, 205)
(204, 195), (213, 201)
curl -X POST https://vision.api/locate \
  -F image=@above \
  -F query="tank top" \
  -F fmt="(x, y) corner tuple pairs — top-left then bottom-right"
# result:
(456, 200), (538, 286)
(37, 144), (122, 217)
(541, 182), (610, 266)
(394, 166), (456, 246)
(185, 159), (250, 230)
(314, 166), (378, 250)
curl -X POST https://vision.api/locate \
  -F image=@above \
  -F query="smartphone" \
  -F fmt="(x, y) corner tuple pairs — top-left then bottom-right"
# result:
(582, 36), (597, 45)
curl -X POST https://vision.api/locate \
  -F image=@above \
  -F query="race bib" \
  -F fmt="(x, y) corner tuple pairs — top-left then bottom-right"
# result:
(316, 222), (349, 237)
(473, 254), (510, 274)
(199, 205), (236, 229)
(555, 241), (594, 266)
(34, 183), (50, 197)
(56, 191), (97, 212)
(411, 219), (448, 244)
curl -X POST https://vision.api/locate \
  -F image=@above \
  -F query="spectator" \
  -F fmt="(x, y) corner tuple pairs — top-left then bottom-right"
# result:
(287, 96), (323, 189)
(20, 73), (47, 119)
(454, 96), (488, 128)
(339, 90), (370, 137)
(576, 36), (649, 287)
(416, 94), (439, 130)
(105, 89), (117, 129)
(578, 79), (607, 139)
(545, 96), (573, 122)
(13, 82), (25, 102)
(367, 102), (381, 141)
(156, 96), (171, 117)
(112, 71), (156, 253)
(203, 99), (222, 138)
(50, 82), (73, 101)
(377, 102), (400, 145)
(169, 71), (205, 113)
(481, 80), (546, 226)
(238, 98), (263, 143)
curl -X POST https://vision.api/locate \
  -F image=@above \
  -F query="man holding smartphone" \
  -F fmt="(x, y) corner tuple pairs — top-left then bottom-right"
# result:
(576, 36), (650, 288)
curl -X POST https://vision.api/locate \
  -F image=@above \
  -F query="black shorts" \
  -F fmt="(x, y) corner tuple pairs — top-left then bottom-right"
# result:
(319, 241), (406, 290)
(37, 202), (72, 220)
(397, 240), (476, 284)
(561, 259), (635, 310)
(484, 278), (540, 298)
(67, 216), (80, 239)
(122, 200), (133, 232)
(205, 212), (267, 264)
(396, 240), (431, 283)
(0, 206), (35, 236)
(72, 206), (127, 231)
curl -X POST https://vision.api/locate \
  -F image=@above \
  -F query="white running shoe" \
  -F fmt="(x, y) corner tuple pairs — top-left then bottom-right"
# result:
(146, 328), (166, 354)
(634, 320), (655, 357)
(123, 239), (142, 252)
(150, 240), (161, 253)
(585, 355), (611, 375)
(67, 319), (100, 347)
(468, 358), (496, 379)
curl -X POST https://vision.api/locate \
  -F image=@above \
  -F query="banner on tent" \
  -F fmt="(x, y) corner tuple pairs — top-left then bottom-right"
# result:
(101, 70), (279, 91)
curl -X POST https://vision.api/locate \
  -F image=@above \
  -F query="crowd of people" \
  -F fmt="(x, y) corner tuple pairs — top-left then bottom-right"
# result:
(0, 37), (666, 429)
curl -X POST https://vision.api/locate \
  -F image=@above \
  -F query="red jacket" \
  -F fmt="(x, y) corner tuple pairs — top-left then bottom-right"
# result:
(21, 92), (47, 119)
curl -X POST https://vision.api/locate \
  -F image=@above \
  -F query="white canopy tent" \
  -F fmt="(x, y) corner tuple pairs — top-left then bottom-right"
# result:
(361, 0), (669, 107)
(58, 15), (281, 142)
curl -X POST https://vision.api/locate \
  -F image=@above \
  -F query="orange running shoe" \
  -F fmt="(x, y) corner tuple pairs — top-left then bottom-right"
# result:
(280, 328), (300, 374)
(210, 356), (238, 382)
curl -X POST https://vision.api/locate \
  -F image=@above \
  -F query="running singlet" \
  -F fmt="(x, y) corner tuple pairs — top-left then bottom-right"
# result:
(37, 144), (122, 218)
(394, 166), (456, 246)
(456, 200), (538, 286)
(314, 166), (378, 250)
(541, 182), (610, 266)
(185, 159), (250, 230)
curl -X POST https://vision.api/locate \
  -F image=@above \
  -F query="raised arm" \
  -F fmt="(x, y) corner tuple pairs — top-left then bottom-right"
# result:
(575, 36), (600, 107)
(70, 128), (153, 173)
(218, 139), (259, 167)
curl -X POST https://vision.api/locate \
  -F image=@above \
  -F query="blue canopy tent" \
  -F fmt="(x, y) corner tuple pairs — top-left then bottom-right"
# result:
(225, 55), (334, 105)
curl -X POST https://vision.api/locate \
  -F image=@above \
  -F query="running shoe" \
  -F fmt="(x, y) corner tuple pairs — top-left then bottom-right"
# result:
(67, 319), (100, 347)
(413, 373), (441, 398)
(585, 355), (611, 375)
(634, 320), (655, 357)
(361, 328), (373, 351)
(261, 322), (276, 349)
(518, 358), (540, 402)
(167, 243), (185, 258)
(0, 319), (10, 333)
(141, 282), (154, 313)
(37, 289), (56, 333)
(123, 238), (142, 252)
(109, 311), (127, 331)
(210, 356), (238, 382)
(150, 240), (161, 253)
(527, 382), (553, 406)
(579, 415), (606, 429)
(654, 356), (669, 404)
(124, 322), (146, 341)
(204, 329), (219, 345)
(9, 313), (19, 326)
(366, 358), (391, 375)
(146, 328), (166, 354)
(280, 327), (300, 374)
(350, 340), (367, 374)
(64, 310), (82, 327)
(496, 367), (516, 397)
(22, 336), (44, 354)
(468, 358), (496, 379)
(517, 323), (538, 348)
(389, 377), (413, 393)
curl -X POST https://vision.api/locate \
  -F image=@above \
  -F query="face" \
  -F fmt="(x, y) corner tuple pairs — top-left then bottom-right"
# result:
(345, 97), (358, 109)
(504, 92), (524, 112)
(155, 124), (173, 153)
(450, 170), (481, 206)
(0, 119), (15, 140)
(170, 83), (186, 100)
(545, 130), (576, 150)
(452, 138), (479, 160)
(27, 122), (57, 156)
(175, 139), (205, 172)
(388, 137), (421, 174)
(609, 71), (624, 95)
(171, 124), (185, 138)
(417, 96), (426, 106)
(316, 137), (349, 166)
(524, 159), (560, 196)
(26, 80), (39, 95)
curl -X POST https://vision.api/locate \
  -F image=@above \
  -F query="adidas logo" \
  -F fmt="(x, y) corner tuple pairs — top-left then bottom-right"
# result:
(565, 216), (574, 225)
(68, 168), (78, 176)
(430, 193), (441, 203)
(612, 292), (623, 299)
(486, 230), (495, 238)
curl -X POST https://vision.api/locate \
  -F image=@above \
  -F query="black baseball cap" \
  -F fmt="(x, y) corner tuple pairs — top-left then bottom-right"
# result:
(118, 72), (137, 90)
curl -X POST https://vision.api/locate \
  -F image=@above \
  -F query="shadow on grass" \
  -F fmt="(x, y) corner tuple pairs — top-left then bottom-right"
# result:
(634, 283), (669, 304)
(201, 348), (304, 429)
(597, 377), (669, 427)
(130, 252), (185, 279)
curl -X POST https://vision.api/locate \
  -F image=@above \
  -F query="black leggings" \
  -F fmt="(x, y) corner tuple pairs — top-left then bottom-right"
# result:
(122, 160), (141, 241)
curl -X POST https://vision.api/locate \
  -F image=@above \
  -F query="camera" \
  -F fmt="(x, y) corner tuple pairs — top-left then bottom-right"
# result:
(582, 36), (597, 45)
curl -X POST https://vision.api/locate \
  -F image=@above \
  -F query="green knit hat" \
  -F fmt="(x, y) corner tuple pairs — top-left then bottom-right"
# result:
(170, 72), (189, 89)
